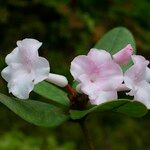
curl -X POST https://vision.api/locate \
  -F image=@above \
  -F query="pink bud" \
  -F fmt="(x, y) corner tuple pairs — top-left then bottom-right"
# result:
(113, 44), (133, 65)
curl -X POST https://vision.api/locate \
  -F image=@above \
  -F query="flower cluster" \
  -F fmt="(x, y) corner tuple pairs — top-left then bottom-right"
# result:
(1, 38), (150, 109)
(71, 45), (150, 108)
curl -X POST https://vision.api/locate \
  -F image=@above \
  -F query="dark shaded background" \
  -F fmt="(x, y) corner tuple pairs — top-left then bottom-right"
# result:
(0, 0), (150, 149)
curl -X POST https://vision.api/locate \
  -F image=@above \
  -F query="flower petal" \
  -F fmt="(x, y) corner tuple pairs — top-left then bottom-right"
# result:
(32, 57), (50, 84)
(113, 44), (133, 64)
(8, 75), (34, 99)
(16, 39), (42, 68)
(6, 39), (42, 67)
(70, 56), (97, 81)
(5, 48), (20, 65)
(134, 81), (150, 109)
(132, 55), (149, 66)
(2, 64), (34, 99)
(81, 81), (100, 98)
(89, 91), (117, 105)
(1, 66), (12, 82)
(17, 38), (42, 53)
(81, 79), (118, 105)
(78, 60), (123, 91)
(87, 48), (111, 65)
(124, 55), (149, 89)
(145, 67), (150, 82)
(1, 63), (23, 82)
(96, 60), (123, 90)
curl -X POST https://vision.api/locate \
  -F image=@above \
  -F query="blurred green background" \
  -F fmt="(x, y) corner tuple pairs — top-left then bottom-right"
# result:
(0, 0), (150, 149)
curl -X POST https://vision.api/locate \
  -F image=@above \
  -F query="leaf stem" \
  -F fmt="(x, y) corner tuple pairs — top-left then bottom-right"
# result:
(79, 118), (95, 150)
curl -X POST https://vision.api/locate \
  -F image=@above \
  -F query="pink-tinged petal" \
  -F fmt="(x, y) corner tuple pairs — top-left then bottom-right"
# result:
(17, 38), (42, 53)
(113, 44), (133, 65)
(78, 74), (91, 84)
(79, 61), (123, 94)
(97, 60), (123, 90)
(131, 55), (149, 66)
(89, 91), (117, 105)
(6, 39), (43, 68)
(17, 39), (42, 67)
(87, 48), (111, 65)
(124, 55), (149, 89)
(8, 74), (34, 99)
(2, 64), (34, 99)
(1, 66), (12, 82)
(70, 56), (97, 81)
(81, 81), (119, 104)
(134, 81), (150, 109)
(32, 57), (50, 84)
(81, 81), (100, 98)
(79, 74), (117, 97)
(145, 67), (150, 82)
(5, 48), (20, 65)
(81, 77), (119, 102)
(1, 63), (24, 82)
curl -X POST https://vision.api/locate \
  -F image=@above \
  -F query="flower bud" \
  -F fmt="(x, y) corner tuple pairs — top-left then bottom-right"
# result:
(46, 73), (68, 87)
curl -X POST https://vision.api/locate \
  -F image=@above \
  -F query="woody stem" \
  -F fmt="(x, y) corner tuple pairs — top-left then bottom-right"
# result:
(79, 118), (95, 150)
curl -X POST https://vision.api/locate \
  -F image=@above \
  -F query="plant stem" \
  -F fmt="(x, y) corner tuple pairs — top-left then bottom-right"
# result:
(79, 118), (95, 150)
(65, 84), (77, 97)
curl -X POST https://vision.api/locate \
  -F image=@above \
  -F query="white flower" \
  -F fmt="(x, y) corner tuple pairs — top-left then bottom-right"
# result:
(1, 38), (69, 99)
(71, 48), (123, 105)
(1, 38), (50, 99)
(124, 55), (150, 108)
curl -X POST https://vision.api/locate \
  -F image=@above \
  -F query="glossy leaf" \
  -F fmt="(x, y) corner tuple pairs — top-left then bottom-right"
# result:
(95, 27), (136, 71)
(70, 99), (148, 120)
(0, 93), (69, 127)
(114, 101), (148, 117)
(95, 27), (136, 54)
(34, 81), (69, 106)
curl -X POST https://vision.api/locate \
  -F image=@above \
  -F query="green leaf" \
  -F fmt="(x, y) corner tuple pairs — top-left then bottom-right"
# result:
(95, 27), (136, 54)
(70, 99), (148, 120)
(114, 101), (148, 117)
(34, 81), (69, 106)
(95, 27), (136, 71)
(0, 93), (69, 127)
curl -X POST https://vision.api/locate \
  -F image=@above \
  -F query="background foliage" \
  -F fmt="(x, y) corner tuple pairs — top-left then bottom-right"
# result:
(0, 0), (150, 149)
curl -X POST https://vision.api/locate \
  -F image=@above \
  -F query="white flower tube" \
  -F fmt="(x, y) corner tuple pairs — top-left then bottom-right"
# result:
(46, 73), (68, 87)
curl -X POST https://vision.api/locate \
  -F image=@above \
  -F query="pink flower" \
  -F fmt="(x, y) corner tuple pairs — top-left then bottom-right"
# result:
(71, 48), (123, 105)
(124, 55), (150, 108)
